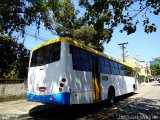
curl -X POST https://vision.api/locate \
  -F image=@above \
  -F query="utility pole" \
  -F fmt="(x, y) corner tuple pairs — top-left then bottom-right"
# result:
(118, 42), (128, 62)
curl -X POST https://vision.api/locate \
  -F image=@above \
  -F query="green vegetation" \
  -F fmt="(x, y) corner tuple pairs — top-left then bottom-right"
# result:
(0, 0), (159, 51)
(0, 0), (51, 36)
(0, 0), (159, 78)
(0, 34), (30, 79)
(154, 57), (160, 62)
(150, 57), (160, 76)
(151, 64), (160, 77)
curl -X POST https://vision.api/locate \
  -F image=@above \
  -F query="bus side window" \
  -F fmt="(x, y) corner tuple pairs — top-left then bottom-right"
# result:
(119, 64), (125, 76)
(99, 57), (111, 74)
(99, 57), (105, 73)
(70, 45), (91, 71)
(110, 60), (118, 75)
(49, 42), (61, 62)
(123, 66), (133, 77)
(104, 59), (110, 66)
(79, 49), (91, 71)
(70, 46), (80, 70)
(114, 62), (120, 75)
(104, 58), (111, 74)
(100, 57), (105, 65)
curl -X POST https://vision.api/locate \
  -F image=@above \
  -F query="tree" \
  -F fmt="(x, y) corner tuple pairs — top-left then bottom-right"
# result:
(78, 0), (160, 34)
(151, 64), (160, 76)
(0, 34), (30, 79)
(0, 0), (160, 51)
(49, 0), (112, 51)
(151, 57), (160, 76)
(0, 0), (53, 36)
(154, 57), (160, 62)
(48, 0), (160, 51)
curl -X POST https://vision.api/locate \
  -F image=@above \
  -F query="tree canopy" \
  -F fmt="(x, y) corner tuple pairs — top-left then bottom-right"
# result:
(151, 64), (160, 76)
(150, 57), (160, 76)
(154, 57), (160, 62)
(0, 0), (159, 51)
(0, 34), (30, 79)
(0, 0), (52, 36)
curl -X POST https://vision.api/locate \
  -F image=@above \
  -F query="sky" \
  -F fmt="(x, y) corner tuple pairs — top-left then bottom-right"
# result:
(20, 1), (160, 62)
(104, 23), (160, 62)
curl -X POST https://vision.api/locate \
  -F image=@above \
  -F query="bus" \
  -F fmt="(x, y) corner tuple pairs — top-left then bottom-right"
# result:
(27, 37), (137, 105)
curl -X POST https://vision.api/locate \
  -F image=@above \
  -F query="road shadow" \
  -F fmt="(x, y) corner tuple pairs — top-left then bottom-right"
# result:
(116, 92), (137, 102)
(108, 98), (160, 120)
(27, 93), (135, 120)
(28, 101), (110, 120)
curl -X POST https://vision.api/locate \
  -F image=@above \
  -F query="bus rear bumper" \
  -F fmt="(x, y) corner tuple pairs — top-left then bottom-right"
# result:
(26, 92), (70, 104)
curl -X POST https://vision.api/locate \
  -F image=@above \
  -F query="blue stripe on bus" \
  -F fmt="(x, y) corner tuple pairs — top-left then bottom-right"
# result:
(26, 92), (70, 104)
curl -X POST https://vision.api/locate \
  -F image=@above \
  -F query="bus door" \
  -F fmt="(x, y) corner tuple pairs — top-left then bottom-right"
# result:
(92, 55), (101, 102)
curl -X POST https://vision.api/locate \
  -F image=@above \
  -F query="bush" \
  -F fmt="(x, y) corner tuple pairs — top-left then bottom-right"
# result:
(0, 34), (30, 79)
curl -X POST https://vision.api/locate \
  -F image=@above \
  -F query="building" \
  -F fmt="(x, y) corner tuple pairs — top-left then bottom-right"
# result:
(125, 57), (151, 82)
(140, 61), (151, 77)
(124, 57), (141, 72)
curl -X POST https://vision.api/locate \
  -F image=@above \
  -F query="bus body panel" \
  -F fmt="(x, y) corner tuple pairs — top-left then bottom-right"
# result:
(27, 38), (137, 105)
(27, 42), (71, 104)
(100, 74), (135, 101)
(67, 44), (94, 104)
(69, 70), (93, 104)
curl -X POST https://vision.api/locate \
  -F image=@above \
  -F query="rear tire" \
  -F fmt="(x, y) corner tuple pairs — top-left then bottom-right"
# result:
(108, 88), (115, 106)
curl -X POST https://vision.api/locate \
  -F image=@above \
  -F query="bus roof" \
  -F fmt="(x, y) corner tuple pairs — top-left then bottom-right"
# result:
(32, 37), (135, 70)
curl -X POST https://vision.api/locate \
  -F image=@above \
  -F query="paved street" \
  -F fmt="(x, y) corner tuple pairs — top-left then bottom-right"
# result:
(0, 99), (43, 120)
(0, 82), (159, 120)
(106, 82), (160, 120)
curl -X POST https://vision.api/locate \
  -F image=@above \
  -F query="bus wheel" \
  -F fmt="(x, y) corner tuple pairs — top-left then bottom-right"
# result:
(108, 87), (115, 106)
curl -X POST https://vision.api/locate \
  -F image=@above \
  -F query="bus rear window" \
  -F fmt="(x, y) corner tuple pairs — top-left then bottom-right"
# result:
(30, 42), (61, 67)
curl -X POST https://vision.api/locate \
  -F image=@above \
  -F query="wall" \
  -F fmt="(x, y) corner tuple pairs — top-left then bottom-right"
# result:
(125, 58), (151, 77)
(0, 83), (27, 102)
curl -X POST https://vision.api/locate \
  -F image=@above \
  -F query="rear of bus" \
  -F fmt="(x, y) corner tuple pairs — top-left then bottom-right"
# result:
(27, 38), (70, 104)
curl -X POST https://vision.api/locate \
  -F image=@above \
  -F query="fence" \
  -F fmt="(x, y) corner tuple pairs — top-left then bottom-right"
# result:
(0, 78), (27, 102)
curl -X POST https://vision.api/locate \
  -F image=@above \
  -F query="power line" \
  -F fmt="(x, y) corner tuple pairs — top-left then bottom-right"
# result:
(25, 25), (58, 42)
(27, 26), (53, 38)
(25, 31), (48, 42)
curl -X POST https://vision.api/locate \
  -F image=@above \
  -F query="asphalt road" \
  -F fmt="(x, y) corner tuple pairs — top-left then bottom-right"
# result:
(16, 82), (160, 120)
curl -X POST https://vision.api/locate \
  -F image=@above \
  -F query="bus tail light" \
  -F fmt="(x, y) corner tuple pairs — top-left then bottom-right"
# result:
(59, 78), (66, 92)
(50, 98), (56, 101)
(62, 78), (66, 83)
(60, 83), (64, 87)
(59, 88), (62, 92)
(39, 87), (46, 92)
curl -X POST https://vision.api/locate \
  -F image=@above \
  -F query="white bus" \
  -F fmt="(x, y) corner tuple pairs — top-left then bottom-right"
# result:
(27, 37), (137, 105)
